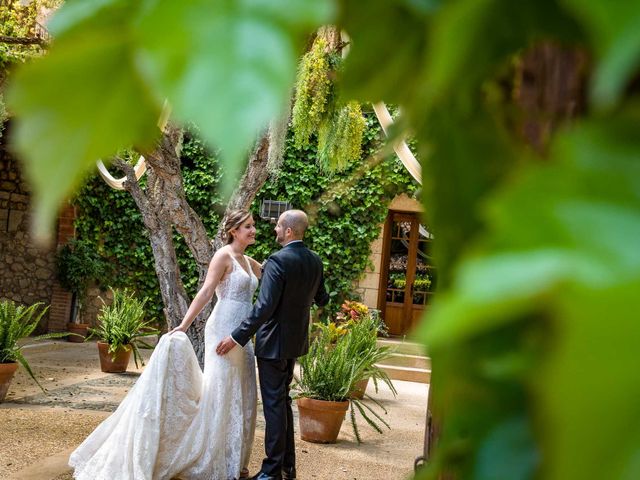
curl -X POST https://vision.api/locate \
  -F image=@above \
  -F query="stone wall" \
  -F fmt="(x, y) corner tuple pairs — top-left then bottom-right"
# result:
(0, 142), (58, 332)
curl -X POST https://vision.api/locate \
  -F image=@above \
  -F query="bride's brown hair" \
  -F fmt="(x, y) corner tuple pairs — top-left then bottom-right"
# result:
(223, 210), (253, 244)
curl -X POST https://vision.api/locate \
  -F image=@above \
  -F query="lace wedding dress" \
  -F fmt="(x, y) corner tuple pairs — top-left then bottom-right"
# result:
(70, 256), (259, 480)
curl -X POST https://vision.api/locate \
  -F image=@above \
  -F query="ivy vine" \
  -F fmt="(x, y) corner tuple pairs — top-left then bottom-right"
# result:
(73, 116), (417, 322)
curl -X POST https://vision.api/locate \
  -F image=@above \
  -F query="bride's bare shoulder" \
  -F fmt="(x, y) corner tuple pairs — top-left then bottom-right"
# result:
(210, 246), (233, 267)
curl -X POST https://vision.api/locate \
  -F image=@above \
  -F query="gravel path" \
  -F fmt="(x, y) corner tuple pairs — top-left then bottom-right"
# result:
(1, 341), (428, 480)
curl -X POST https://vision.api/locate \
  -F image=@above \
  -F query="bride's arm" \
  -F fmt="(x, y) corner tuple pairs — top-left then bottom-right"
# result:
(247, 256), (262, 280)
(169, 250), (231, 334)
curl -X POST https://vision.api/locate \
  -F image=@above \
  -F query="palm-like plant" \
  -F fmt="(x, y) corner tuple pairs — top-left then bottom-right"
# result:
(296, 315), (397, 443)
(88, 288), (159, 368)
(0, 299), (69, 392)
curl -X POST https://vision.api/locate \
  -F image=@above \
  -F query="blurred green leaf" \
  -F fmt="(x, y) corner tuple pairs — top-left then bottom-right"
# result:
(423, 113), (640, 346)
(537, 281), (640, 480)
(47, 0), (125, 37)
(562, 0), (640, 108)
(339, 0), (431, 104)
(421, 111), (640, 478)
(474, 416), (538, 480)
(7, 30), (160, 239)
(135, 0), (334, 194)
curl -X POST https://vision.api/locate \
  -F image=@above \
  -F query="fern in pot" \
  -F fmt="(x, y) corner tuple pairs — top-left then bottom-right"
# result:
(295, 315), (397, 444)
(0, 300), (70, 402)
(88, 288), (159, 373)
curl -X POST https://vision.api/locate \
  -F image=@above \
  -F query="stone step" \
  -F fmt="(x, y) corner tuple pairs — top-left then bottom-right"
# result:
(376, 338), (430, 383)
(376, 363), (431, 384)
(377, 338), (427, 357)
(379, 352), (431, 370)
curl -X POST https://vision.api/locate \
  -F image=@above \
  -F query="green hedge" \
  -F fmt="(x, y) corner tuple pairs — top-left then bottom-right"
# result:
(73, 115), (417, 321)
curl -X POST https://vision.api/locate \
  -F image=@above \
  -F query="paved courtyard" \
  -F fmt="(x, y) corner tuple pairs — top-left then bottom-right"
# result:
(0, 340), (428, 480)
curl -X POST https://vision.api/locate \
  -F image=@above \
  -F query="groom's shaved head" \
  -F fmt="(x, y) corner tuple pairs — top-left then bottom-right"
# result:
(280, 210), (308, 239)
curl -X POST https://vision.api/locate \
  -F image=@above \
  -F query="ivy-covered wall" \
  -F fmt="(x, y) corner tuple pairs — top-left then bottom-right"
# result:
(73, 115), (417, 323)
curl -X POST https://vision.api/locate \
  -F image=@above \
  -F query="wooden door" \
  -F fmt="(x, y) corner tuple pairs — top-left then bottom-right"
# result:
(378, 211), (436, 336)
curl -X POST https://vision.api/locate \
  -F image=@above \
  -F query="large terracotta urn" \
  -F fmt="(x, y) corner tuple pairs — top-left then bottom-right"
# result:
(97, 342), (131, 373)
(0, 362), (19, 403)
(67, 322), (89, 343)
(297, 397), (349, 443)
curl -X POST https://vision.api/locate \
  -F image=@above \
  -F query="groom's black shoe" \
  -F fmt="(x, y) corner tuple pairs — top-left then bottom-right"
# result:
(248, 472), (282, 480)
(282, 467), (297, 480)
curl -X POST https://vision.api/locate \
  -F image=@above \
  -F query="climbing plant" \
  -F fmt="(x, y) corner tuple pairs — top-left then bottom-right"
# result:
(74, 129), (226, 320)
(74, 118), (416, 321)
(253, 113), (417, 318)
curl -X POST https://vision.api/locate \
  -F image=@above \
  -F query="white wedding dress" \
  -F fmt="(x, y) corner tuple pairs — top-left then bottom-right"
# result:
(70, 256), (259, 480)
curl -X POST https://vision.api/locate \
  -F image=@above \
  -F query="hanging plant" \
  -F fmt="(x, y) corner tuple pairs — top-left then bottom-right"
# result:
(317, 101), (366, 171)
(291, 36), (334, 148)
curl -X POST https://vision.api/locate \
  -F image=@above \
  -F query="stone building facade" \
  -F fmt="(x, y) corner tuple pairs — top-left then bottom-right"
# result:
(355, 193), (424, 335)
(0, 132), (75, 332)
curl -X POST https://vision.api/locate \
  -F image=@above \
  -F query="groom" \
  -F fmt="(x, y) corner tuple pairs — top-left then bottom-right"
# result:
(216, 209), (329, 480)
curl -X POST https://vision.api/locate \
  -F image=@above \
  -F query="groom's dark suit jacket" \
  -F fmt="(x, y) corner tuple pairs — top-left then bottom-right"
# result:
(231, 241), (329, 359)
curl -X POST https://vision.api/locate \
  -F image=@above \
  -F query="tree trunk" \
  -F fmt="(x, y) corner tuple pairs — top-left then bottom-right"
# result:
(116, 124), (273, 366)
(512, 41), (588, 152)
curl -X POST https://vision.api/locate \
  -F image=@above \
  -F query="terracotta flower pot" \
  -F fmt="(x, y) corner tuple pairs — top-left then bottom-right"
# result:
(297, 397), (349, 443)
(67, 322), (89, 343)
(97, 342), (131, 373)
(0, 362), (19, 403)
(349, 377), (370, 400)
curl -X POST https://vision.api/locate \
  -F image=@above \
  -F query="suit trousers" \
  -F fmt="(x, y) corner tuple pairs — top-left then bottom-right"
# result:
(257, 357), (296, 476)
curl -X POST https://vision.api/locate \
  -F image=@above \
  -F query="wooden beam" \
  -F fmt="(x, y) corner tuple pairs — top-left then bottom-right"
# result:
(0, 35), (46, 46)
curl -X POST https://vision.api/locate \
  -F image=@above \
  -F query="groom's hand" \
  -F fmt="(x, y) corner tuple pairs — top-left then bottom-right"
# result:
(216, 336), (237, 356)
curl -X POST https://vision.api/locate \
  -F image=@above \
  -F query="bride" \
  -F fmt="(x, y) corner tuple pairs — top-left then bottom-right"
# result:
(70, 210), (262, 480)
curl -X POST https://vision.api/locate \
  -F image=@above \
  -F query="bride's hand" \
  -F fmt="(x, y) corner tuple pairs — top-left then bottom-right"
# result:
(168, 325), (187, 335)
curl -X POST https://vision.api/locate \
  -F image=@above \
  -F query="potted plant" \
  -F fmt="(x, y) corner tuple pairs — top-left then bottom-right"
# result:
(317, 301), (393, 399)
(55, 239), (109, 342)
(88, 288), (159, 373)
(295, 314), (397, 444)
(0, 300), (69, 402)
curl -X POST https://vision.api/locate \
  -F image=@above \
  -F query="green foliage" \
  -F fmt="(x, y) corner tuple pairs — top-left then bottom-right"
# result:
(291, 34), (366, 170)
(55, 238), (110, 305)
(88, 288), (159, 368)
(252, 113), (417, 317)
(297, 313), (395, 443)
(334, 1), (640, 478)
(0, 300), (69, 392)
(74, 117), (416, 324)
(0, 0), (57, 70)
(5, 0), (334, 237)
(292, 36), (334, 147)
(563, 0), (640, 108)
(73, 129), (226, 322)
(9, 0), (640, 476)
(317, 100), (366, 170)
